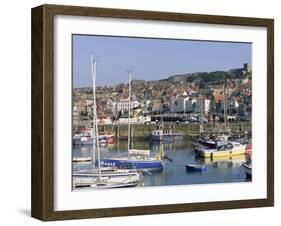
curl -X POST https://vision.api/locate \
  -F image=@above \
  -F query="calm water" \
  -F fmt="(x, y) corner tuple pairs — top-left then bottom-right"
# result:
(72, 140), (251, 187)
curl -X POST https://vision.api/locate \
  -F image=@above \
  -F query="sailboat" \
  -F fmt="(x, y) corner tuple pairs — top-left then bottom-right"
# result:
(195, 77), (232, 150)
(73, 56), (143, 189)
(100, 71), (164, 172)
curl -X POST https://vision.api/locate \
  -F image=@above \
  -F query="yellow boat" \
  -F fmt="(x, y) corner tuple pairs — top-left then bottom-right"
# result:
(203, 154), (246, 164)
(199, 142), (246, 158)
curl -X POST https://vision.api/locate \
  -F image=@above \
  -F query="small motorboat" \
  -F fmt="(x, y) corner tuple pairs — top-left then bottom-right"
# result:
(185, 164), (206, 172)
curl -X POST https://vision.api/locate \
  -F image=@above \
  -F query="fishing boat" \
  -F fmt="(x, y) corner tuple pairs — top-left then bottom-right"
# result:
(195, 135), (229, 150)
(185, 164), (206, 172)
(203, 154), (246, 164)
(197, 137), (216, 148)
(149, 128), (183, 143)
(73, 56), (143, 189)
(203, 154), (246, 168)
(100, 71), (165, 172)
(198, 141), (246, 158)
(242, 155), (252, 178)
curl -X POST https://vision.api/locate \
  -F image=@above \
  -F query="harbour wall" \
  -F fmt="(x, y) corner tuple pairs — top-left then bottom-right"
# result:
(98, 122), (251, 141)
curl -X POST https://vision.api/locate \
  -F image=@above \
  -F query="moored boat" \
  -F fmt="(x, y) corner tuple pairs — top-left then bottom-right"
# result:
(245, 143), (252, 154)
(149, 129), (183, 143)
(73, 56), (143, 189)
(242, 155), (252, 178)
(196, 135), (229, 149)
(198, 141), (246, 158)
(197, 138), (216, 148)
(185, 164), (206, 172)
(100, 71), (165, 172)
(101, 144), (165, 172)
(73, 130), (107, 145)
(73, 167), (143, 189)
(100, 158), (164, 172)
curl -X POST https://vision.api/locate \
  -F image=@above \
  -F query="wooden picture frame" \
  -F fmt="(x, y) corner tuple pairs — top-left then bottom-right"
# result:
(31, 4), (274, 221)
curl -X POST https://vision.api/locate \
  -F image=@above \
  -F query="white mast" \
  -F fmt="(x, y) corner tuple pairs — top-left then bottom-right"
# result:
(223, 76), (227, 130)
(200, 94), (204, 134)
(90, 55), (96, 167)
(91, 56), (101, 181)
(127, 71), (131, 152)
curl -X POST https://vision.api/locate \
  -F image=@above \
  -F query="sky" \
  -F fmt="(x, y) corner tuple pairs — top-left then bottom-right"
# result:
(72, 35), (251, 87)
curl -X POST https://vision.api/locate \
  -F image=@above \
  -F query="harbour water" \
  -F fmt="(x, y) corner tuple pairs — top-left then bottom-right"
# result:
(73, 140), (251, 188)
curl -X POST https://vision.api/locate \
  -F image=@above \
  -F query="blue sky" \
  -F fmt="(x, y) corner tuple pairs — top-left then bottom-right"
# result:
(72, 35), (251, 87)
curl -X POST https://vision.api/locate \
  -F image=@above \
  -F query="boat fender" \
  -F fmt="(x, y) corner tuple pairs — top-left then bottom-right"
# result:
(210, 152), (213, 159)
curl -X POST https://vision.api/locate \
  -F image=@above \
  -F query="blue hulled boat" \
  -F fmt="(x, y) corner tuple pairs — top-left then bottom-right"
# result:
(100, 72), (165, 172)
(100, 157), (163, 171)
(185, 164), (206, 172)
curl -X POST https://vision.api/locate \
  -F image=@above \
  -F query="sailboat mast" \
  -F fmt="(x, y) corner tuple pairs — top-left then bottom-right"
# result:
(128, 71), (131, 152)
(223, 75), (227, 130)
(90, 55), (96, 167)
(91, 56), (102, 180)
(200, 94), (204, 134)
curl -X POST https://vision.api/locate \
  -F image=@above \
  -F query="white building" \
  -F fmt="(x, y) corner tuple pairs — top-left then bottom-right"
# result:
(113, 99), (141, 113)
(171, 96), (193, 113)
(204, 99), (211, 114)
(171, 95), (211, 114)
(193, 98), (203, 113)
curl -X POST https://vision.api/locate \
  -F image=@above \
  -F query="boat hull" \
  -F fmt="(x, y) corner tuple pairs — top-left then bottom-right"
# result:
(198, 139), (216, 148)
(100, 158), (163, 171)
(73, 168), (143, 189)
(74, 181), (140, 189)
(185, 164), (206, 172)
(150, 134), (183, 142)
(199, 145), (246, 158)
(242, 163), (252, 178)
(73, 136), (107, 145)
(73, 137), (93, 145)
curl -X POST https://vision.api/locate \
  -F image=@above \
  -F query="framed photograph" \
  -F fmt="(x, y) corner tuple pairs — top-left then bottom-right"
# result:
(31, 4), (274, 221)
